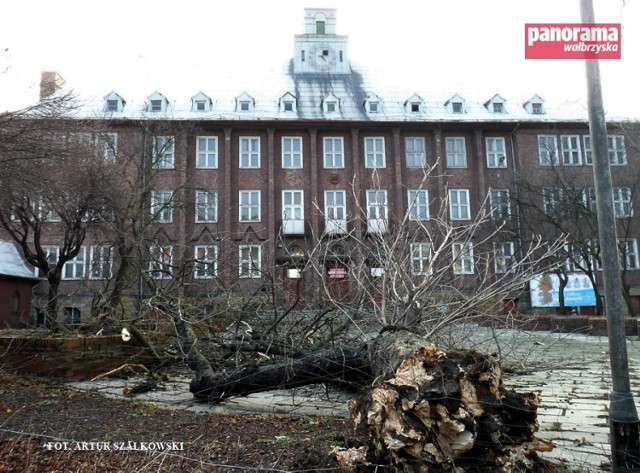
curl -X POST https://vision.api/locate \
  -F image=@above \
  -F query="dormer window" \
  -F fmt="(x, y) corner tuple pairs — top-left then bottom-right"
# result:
(531, 103), (543, 114)
(365, 94), (383, 114)
(524, 95), (545, 115)
(485, 94), (507, 114)
(195, 101), (206, 111)
(322, 93), (340, 114)
(235, 92), (255, 113)
(445, 94), (466, 114)
(146, 92), (168, 113)
(404, 94), (424, 114)
(452, 102), (463, 113)
(326, 102), (337, 112)
(191, 91), (212, 112)
(279, 92), (297, 113)
(103, 92), (125, 113)
(284, 102), (293, 112)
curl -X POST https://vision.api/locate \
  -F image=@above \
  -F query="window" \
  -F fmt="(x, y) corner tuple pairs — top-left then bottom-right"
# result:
(90, 245), (113, 280)
(64, 247), (86, 280)
(538, 135), (558, 165)
(106, 100), (119, 112)
(324, 190), (347, 234)
(195, 191), (218, 223)
(561, 135), (582, 165)
(65, 307), (81, 325)
(584, 135), (592, 164)
(446, 137), (467, 167)
(486, 137), (507, 168)
(240, 137), (260, 168)
(239, 101), (251, 112)
(150, 100), (162, 112)
(283, 101), (294, 112)
(489, 189), (510, 221)
(149, 245), (172, 279)
(99, 133), (117, 162)
(195, 100), (207, 111)
(408, 190), (429, 220)
(282, 137), (303, 168)
(316, 20), (325, 34)
(609, 135), (627, 165)
(492, 102), (504, 113)
(452, 102), (463, 113)
(543, 188), (563, 216)
(10, 292), (19, 313)
(613, 187), (633, 218)
(194, 245), (218, 279)
(151, 191), (173, 223)
(366, 190), (388, 233)
(405, 137), (426, 168)
(239, 245), (261, 278)
(324, 137), (344, 168)
(452, 242), (474, 274)
(494, 242), (515, 273)
(411, 243), (432, 275)
(585, 187), (597, 211)
(531, 103), (543, 114)
(364, 137), (385, 168)
(196, 137), (218, 168)
(368, 102), (379, 113)
(239, 190), (261, 222)
(35, 246), (59, 277)
(282, 190), (304, 234)
(326, 101), (337, 113)
(449, 189), (470, 220)
(410, 102), (420, 112)
(153, 136), (175, 169)
(621, 239), (640, 270)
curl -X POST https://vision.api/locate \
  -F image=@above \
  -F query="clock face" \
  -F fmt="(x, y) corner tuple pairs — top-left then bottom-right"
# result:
(311, 44), (334, 71)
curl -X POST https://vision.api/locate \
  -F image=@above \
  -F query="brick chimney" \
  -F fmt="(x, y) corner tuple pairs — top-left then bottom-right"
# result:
(39, 71), (65, 101)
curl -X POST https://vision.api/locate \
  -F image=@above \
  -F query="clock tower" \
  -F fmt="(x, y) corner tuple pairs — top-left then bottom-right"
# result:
(293, 8), (350, 74)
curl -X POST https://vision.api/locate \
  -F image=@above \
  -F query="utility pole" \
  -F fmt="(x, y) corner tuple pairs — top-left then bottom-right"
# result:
(580, 0), (640, 470)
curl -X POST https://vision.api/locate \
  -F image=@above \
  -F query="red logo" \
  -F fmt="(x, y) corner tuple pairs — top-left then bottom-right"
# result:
(525, 23), (621, 59)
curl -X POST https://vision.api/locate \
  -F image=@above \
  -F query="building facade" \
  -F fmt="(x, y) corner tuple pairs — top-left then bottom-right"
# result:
(9, 9), (640, 323)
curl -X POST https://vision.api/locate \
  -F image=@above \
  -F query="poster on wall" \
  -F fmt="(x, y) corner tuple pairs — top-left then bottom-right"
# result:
(530, 273), (596, 307)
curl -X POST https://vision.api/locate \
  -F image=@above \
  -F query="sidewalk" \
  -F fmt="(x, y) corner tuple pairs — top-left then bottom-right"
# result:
(68, 327), (640, 472)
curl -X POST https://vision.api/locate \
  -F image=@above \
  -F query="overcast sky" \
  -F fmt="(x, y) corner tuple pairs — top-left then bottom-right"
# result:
(1, 0), (638, 117)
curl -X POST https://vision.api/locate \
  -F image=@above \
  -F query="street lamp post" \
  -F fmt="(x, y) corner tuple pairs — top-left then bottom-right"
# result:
(580, 0), (640, 470)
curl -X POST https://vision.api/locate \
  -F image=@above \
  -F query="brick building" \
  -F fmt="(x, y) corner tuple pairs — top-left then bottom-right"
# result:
(9, 8), (640, 323)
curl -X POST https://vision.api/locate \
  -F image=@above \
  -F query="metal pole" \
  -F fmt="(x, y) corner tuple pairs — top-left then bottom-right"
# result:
(580, 0), (640, 469)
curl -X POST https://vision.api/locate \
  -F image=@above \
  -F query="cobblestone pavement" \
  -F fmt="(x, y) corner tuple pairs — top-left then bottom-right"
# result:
(69, 326), (640, 472)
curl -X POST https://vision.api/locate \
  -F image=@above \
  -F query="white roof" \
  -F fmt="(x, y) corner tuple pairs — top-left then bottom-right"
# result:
(0, 240), (38, 280)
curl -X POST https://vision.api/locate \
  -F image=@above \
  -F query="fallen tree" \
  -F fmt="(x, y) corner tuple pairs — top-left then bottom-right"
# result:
(183, 328), (552, 472)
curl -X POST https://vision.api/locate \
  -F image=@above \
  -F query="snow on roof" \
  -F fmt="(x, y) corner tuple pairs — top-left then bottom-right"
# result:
(0, 240), (39, 281)
(61, 59), (620, 124)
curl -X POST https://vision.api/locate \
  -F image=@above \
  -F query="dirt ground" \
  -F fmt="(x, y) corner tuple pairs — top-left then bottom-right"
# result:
(0, 371), (366, 472)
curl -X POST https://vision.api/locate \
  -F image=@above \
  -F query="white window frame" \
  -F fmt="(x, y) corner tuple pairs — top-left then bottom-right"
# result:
(324, 190), (347, 233)
(494, 241), (515, 274)
(239, 245), (262, 278)
(364, 137), (386, 168)
(561, 135), (582, 166)
(621, 239), (640, 270)
(239, 137), (260, 169)
(149, 245), (173, 279)
(90, 245), (113, 280)
(446, 137), (467, 168)
(486, 137), (507, 168)
(99, 133), (117, 162)
(282, 137), (303, 169)
(366, 190), (388, 221)
(196, 136), (218, 169)
(153, 136), (175, 169)
(64, 246), (86, 280)
(323, 137), (344, 168)
(239, 190), (261, 222)
(609, 135), (627, 165)
(584, 135), (593, 165)
(538, 135), (558, 166)
(194, 245), (218, 279)
(151, 190), (173, 223)
(35, 245), (60, 278)
(543, 188), (563, 216)
(449, 189), (470, 221)
(452, 242), (474, 275)
(408, 189), (429, 220)
(613, 187), (633, 218)
(489, 189), (511, 221)
(195, 190), (218, 223)
(282, 190), (304, 220)
(411, 242), (432, 275)
(405, 137), (426, 168)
